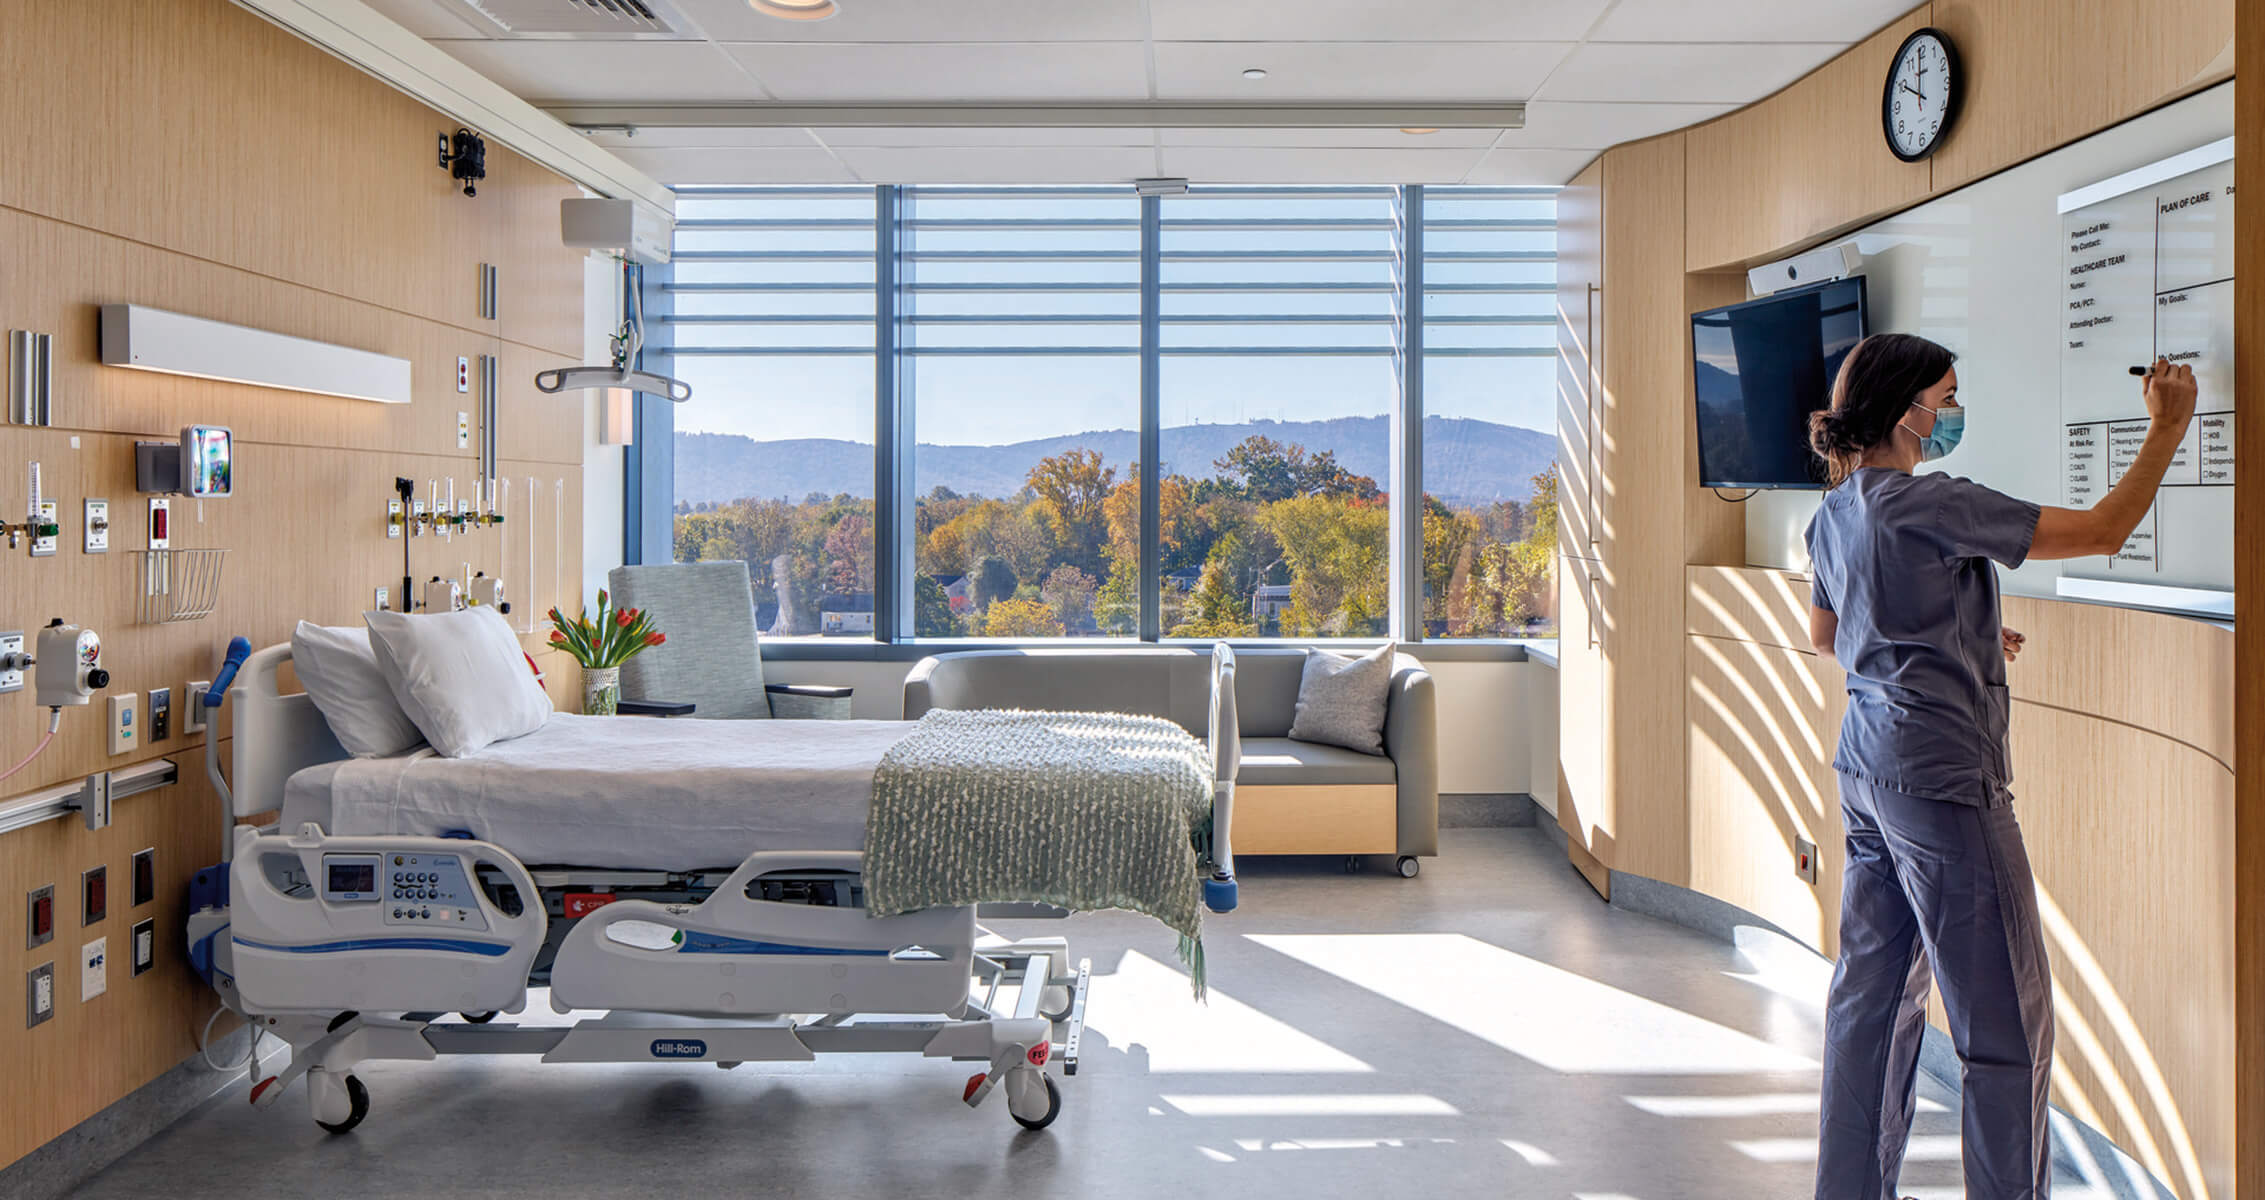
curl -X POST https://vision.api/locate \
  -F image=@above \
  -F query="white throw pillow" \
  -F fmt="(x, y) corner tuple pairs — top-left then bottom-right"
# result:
(290, 621), (427, 758)
(364, 608), (552, 758)
(1286, 644), (1394, 756)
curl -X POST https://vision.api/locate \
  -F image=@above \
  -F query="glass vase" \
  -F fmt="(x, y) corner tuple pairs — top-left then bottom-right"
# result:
(582, 666), (620, 716)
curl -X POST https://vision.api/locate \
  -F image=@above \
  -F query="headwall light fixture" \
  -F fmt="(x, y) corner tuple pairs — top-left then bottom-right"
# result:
(750, 0), (837, 19)
(1400, 127), (1439, 135)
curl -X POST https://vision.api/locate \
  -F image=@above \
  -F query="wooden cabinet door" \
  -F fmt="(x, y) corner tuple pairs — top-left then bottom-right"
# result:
(1555, 549), (1612, 896)
(1555, 163), (1602, 558)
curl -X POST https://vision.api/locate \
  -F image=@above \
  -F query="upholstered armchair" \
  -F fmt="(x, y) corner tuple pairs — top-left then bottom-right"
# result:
(605, 562), (852, 719)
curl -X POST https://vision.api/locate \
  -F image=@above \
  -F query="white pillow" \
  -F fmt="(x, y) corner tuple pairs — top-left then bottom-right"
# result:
(290, 622), (426, 758)
(364, 608), (552, 758)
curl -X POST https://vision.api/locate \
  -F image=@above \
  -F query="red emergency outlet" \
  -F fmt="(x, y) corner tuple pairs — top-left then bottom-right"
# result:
(151, 506), (168, 540)
(31, 893), (52, 940)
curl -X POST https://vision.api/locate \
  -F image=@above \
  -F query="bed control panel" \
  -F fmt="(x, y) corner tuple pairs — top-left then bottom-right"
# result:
(382, 852), (487, 930)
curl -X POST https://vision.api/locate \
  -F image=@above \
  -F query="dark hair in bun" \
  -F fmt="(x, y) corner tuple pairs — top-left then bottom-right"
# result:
(1808, 332), (1958, 485)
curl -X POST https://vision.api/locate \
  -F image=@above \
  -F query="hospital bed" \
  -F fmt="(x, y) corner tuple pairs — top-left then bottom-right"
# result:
(185, 640), (1239, 1136)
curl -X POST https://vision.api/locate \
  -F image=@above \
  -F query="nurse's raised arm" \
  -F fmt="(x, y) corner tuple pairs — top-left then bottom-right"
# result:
(2030, 359), (2197, 560)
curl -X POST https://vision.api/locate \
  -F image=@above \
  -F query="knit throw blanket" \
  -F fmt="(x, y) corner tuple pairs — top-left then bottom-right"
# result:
(865, 709), (1213, 995)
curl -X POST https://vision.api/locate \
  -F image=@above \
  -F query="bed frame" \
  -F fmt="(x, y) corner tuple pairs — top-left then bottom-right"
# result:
(185, 643), (1239, 1136)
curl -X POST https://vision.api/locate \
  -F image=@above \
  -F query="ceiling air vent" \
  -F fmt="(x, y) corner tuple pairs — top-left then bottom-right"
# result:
(450, 0), (694, 38)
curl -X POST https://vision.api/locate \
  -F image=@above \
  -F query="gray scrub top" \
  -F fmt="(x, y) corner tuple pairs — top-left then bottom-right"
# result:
(1804, 468), (2041, 806)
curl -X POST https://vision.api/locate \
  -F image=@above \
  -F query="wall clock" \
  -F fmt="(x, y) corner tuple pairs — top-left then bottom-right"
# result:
(1882, 27), (1961, 162)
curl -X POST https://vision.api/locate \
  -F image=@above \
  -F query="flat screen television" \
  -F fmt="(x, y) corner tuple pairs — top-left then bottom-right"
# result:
(1690, 276), (1868, 490)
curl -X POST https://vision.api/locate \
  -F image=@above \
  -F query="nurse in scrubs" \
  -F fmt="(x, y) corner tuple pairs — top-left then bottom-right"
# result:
(1801, 333), (2196, 1199)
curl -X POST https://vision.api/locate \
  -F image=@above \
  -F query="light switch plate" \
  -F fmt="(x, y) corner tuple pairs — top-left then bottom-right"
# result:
(131, 919), (154, 977)
(183, 681), (210, 734)
(29, 500), (57, 557)
(0, 631), (23, 694)
(81, 937), (106, 1001)
(108, 692), (138, 756)
(84, 498), (109, 553)
(26, 963), (53, 1028)
(147, 497), (171, 550)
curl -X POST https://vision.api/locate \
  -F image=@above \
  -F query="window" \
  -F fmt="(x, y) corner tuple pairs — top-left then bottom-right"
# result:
(1159, 187), (1400, 639)
(1420, 188), (1560, 638)
(663, 188), (877, 638)
(648, 184), (1557, 644)
(902, 188), (1141, 638)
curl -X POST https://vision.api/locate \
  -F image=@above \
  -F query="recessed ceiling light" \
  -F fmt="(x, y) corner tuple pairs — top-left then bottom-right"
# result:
(1400, 127), (1439, 135)
(750, 0), (837, 19)
(1241, 68), (1268, 80)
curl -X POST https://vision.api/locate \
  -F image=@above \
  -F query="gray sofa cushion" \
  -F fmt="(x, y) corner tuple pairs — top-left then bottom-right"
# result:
(1237, 737), (1398, 787)
(1287, 644), (1393, 755)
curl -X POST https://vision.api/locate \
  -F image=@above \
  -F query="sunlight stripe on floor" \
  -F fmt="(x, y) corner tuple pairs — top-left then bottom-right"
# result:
(1083, 950), (1372, 1074)
(1162, 1094), (1458, 1117)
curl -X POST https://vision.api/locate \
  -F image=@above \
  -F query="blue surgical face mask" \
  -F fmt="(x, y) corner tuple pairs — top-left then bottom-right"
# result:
(1909, 402), (1964, 461)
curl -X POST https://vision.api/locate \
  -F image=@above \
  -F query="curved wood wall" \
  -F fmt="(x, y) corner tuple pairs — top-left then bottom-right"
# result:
(1554, 0), (2244, 1191)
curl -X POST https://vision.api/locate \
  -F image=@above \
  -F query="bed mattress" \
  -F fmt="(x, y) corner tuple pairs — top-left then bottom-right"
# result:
(280, 713), (915, 871)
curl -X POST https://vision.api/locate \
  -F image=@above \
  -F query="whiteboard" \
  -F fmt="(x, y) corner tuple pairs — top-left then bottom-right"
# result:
(1745, 82), (2236, 610)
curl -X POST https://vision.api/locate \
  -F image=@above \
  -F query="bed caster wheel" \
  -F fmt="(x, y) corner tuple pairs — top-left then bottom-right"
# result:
(1039, 985), (1075, 1022)
(1343, 856), (1363, 874)
(1395, 856), (1420, 879)
(460, 1011), (498, 1024)
(312, 1073), (370, 1135)
(1006, 1071), (1062, 1132)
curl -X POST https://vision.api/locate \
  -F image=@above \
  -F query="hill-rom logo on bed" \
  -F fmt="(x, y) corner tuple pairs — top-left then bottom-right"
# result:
(650, 1039), (707, 1059)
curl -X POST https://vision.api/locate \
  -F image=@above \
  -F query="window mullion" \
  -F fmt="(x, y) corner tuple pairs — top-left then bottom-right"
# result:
(1139, 193), (1163, 642)
(1392, 185), (1424, 642)
(875, 185), (913, 642)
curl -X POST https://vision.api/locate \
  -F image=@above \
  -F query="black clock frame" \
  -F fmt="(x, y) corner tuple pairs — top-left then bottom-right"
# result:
(1881, 26), (1963, 163)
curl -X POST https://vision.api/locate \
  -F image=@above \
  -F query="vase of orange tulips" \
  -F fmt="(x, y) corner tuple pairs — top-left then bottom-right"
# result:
(548, 590), (666, 716)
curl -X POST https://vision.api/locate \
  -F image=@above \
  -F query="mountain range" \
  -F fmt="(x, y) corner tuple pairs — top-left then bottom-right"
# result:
(675, 415), (1554, 510)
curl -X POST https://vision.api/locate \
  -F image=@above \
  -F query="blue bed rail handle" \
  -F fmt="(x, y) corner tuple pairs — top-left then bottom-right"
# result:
(205, 637), (251, 710)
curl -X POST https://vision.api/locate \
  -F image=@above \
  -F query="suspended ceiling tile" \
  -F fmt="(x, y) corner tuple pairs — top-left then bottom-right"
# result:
(811, 126), (1154, 147)
(359, 0), (490, 39)
(1152, 41), (1569, 103)
(1463, 147), (1602, 185)
(429, 38), (766, 102)
(722, 41), (1149, 102)
(1510, 101), (1739, 149)
(1148, 0), (1611, 43)
(1588, 0), (1917, 44)
(675, 0), (1145, 43)
(1160, 145), (1492, 185)
(830, 144), (1159, 183)
(583, 126), (822, 149)
(1160, 126), (1504, 149)
(1537, 41), (1841, 104)
(616, 146), (858, 184)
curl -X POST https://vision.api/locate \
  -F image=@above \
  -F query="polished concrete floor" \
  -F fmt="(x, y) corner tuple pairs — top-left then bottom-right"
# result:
(75, 828), (2150, 1199)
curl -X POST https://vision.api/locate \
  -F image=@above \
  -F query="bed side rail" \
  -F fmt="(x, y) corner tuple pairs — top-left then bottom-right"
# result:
(228, 644), (347, 820)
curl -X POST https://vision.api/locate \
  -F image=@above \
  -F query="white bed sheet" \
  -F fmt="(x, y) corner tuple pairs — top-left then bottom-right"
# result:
(279, 713), (915, 871)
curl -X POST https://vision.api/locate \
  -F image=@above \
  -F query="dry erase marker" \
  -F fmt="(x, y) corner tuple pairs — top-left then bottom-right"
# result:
(2129, 365), (2153, 376)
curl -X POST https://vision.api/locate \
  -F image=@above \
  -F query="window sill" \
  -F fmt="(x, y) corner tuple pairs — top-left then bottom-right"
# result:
(755, 637), (1550, 664)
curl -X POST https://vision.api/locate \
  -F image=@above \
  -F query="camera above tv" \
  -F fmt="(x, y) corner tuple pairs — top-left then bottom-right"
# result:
(1690, 276), (1868, 490)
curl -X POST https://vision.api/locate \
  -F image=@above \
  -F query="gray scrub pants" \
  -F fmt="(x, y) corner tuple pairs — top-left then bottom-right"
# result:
(1815, 774), (2054, 1199)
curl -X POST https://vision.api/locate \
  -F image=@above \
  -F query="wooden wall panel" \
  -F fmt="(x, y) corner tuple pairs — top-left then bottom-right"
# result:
(1589, 135), (1692, 885)
(2234, 2), (2264, 1189)
(1687, 565), (1815, 655)
(1555, 161), (1601, 559)
(0, 0), (588, 1174)
(1931, 0), (2236, 191)
(1683, 6), (1936, 271)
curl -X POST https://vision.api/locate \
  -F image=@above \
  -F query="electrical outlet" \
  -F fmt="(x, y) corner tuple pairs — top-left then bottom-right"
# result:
(131, 849), (155, 908)
(108, 692), (138, 756)
(131, 919), (154, 977)
(29, 499), (57, 557)
(26, 963), (53, 1028)
(26, 885), (52, 949)
(374, 586), (391, 612)
(1794, 835), (1819, 885)
(81, 938), (106, 1001)
(386, 498), (403, 540)
(456, 357), (470, 394)
(148, 688), (171, 741)
(82, 866), (106, 925)
(457, 411), (471, 448)
(0, 631), (24, 694)
(184, 681), (210, 734)
(84, 498), (109, 553)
